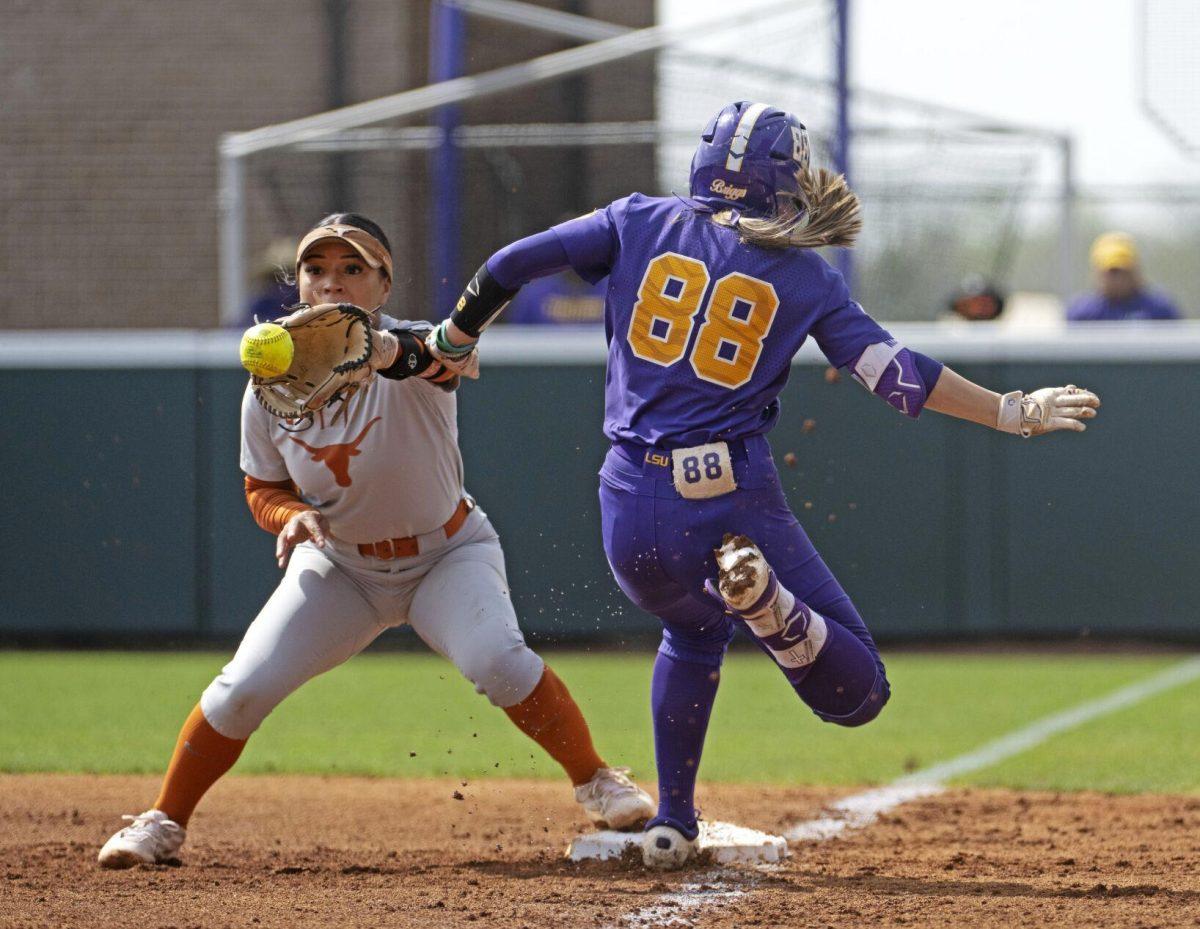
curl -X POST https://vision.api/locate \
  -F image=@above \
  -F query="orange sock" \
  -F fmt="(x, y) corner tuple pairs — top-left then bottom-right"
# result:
(504, 665), (606, 786)
(153, 704), (246, 827)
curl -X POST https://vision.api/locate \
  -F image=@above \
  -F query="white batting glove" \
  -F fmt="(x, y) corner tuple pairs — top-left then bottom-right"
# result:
(997, 385), (1101, 437)
(425, 321), (481, 380)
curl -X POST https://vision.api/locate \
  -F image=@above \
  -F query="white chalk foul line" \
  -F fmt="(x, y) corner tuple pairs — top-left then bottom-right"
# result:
(788, 654), (1200, 842)
(616, 868), (751, 929)
(614, 655), (1200, 927)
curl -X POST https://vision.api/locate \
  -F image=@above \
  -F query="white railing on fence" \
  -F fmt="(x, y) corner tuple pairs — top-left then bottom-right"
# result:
(2, 321), (1200, 368)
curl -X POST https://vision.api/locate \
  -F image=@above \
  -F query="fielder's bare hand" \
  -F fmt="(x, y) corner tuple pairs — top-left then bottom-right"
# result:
(998, 385), (1101, 437)
(276, 510), (329, 569)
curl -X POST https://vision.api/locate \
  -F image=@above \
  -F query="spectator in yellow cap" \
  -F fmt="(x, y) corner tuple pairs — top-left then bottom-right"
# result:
(1066, 232), (1180, 321)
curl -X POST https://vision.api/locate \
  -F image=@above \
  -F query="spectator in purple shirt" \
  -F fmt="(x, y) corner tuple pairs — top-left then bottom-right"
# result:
(1066, 232), (1180, 321)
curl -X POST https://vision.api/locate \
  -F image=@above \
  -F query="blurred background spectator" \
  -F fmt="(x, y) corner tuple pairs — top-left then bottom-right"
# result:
(946, 275), (1007, 322)
(238, 238), (300, 329)
(504, 271), (607, 325)
(1066, 232), (1181, 321)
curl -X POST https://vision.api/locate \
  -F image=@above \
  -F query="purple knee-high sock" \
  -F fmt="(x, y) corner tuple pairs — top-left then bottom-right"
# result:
(734, 614), (889, 726)
(716, 575), (888, 726)
(790, 616), (887, 722)
(649, 648), (720, 839)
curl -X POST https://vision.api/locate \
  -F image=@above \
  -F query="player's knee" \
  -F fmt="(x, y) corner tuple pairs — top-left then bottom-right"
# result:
(200, 672), (279, 740)
(813, 671), (891, 728)
(467, 644), (544, 708)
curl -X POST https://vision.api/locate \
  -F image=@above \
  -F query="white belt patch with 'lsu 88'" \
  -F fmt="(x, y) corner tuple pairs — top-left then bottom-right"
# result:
(671, 441), (737, 500)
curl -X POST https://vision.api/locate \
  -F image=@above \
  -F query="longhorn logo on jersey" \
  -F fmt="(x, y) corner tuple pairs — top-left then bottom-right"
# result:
(288, 416), (381, 487)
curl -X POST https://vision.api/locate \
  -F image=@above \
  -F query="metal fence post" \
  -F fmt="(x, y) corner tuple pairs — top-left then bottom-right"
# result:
(429, 0), (465, 318)
(1059, 135), (1076, 304)
(218, 144), (247, 327)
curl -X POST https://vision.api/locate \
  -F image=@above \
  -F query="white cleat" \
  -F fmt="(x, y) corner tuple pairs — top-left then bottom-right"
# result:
(574, 766), (655, 831)
(97, 810), (186, 869)
(713, 533), (771, 612)
(642, 824), (699, 870)
(708, 532), (828, 670)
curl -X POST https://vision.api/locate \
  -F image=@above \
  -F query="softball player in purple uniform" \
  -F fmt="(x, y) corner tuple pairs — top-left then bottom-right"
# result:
(428, 102), (1101, 869)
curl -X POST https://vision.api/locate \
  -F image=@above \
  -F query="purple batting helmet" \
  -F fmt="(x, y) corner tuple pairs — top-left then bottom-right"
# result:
(688, 101), (810, 218)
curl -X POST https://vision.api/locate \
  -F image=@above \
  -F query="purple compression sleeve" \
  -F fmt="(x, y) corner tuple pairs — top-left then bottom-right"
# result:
(454, 219), (610, 334)
(449, 230), (571, 336)
(485, 229), (573, 290)
(484, 204), (617, 291)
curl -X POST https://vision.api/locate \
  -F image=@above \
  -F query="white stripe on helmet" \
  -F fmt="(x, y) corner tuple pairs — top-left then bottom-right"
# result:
(724, 102), (771, 172)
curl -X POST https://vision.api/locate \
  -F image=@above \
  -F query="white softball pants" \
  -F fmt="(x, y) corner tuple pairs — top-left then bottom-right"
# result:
(199, 508), (545, 740)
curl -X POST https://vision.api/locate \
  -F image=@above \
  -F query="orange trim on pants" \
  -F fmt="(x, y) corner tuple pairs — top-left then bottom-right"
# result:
(503, 665), (605, 786)
(153, 704), (246, 827)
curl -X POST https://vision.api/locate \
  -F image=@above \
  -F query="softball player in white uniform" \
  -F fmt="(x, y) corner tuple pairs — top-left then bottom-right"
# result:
(98, 213), (652, 868)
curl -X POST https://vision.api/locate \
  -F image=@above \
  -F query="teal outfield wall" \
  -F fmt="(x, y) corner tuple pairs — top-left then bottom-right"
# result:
(1, 325), (1197, 644)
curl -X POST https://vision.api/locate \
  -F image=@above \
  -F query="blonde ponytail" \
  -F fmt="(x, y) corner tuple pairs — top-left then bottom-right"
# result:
(712, 168), (862, 251)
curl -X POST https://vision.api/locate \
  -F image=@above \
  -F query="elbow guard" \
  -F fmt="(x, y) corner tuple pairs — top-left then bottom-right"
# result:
(448, 262), (519, 338)
(850, 341), (942, 418)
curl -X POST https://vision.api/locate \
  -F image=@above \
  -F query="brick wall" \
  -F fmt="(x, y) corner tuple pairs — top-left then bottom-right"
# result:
(1, 0), (655, 329)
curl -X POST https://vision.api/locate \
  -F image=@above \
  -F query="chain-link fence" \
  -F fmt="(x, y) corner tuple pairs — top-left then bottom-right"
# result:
(224, 0), (1090, 326)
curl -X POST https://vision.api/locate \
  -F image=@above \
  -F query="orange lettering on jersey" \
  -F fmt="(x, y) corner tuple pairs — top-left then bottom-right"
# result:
(288, 416), (382, 487)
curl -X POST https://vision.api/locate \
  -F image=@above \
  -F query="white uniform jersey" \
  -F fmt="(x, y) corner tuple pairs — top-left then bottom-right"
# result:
(240, 316), (465, 543)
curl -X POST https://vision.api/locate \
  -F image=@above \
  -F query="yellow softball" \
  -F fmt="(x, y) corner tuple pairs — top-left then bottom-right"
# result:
(239, 322), (294, 378)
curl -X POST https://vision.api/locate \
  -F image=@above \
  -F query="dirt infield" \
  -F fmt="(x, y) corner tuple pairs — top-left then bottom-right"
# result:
(1, 775), (1196, 928)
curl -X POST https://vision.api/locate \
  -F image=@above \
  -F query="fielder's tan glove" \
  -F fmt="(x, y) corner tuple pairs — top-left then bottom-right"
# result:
(997, 385), (1101, 437)
(251, 303), (376, 419)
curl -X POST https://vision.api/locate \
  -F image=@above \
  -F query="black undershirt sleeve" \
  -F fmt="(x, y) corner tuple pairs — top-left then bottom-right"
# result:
(448, 262), (519, 339)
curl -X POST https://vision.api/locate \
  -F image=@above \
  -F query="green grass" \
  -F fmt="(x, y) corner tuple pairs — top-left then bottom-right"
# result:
(0, 650), (1196, 793)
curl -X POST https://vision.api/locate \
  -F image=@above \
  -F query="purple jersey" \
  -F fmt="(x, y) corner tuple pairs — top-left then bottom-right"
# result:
(551, 194), (892, 447)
